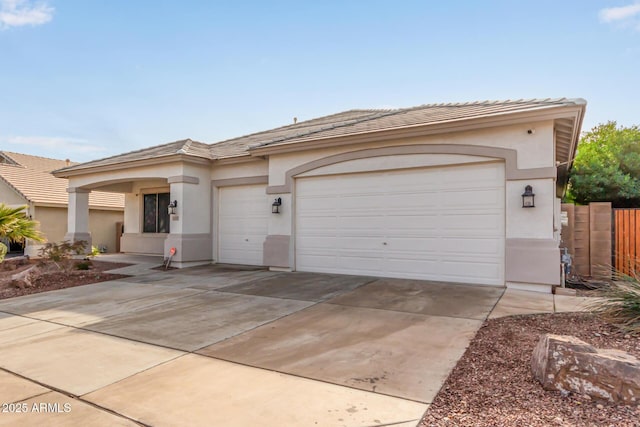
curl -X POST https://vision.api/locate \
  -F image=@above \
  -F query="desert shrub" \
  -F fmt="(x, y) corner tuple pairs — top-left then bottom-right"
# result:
(590, 271), (640, 334)
(38, 240), (88, 265)
(75, 261), (91, 270)
(90, 246), (101, 257)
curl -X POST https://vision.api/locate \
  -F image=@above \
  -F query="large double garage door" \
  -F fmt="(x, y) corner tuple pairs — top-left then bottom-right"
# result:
(295, 162), (505, 286)
(217, 162), (505, 286)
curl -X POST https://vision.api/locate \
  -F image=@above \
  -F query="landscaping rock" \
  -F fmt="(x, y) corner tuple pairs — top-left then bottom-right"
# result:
(532, 333), (640, 404)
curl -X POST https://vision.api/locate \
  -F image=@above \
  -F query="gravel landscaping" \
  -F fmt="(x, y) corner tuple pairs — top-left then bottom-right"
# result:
(0, 259), (130, 300)
(420, 313), (640, 427)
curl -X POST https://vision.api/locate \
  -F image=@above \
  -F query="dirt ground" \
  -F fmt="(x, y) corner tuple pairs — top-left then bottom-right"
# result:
(0, 258), (130, 300)
(420, 313), (640, 427)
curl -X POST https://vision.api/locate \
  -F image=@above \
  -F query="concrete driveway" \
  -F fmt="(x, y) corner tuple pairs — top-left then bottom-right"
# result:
(0, 263), (504, 427)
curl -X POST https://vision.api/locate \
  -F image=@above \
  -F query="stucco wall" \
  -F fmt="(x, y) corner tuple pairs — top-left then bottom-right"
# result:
(27, 206), (123, 256)
(210, 160), (268, 181)
(89, 209), (125, 253)
(267, 121), (554, 187)
(0, 179), (28, 206)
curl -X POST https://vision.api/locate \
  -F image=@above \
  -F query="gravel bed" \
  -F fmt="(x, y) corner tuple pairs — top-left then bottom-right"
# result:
(420, 313), (640, 427)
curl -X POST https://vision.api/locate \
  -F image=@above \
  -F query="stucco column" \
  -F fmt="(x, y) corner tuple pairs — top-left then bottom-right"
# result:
(64, 187), (92, 251)
(164, 175), (212, 266)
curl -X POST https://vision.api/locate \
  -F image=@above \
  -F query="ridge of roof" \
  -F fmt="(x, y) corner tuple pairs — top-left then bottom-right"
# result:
(1, 151), (73, 166)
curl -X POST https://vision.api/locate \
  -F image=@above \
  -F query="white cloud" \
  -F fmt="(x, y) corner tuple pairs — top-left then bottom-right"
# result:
(0, 0), (54, 29)
(3, 136), (107, 154)
(600, 3), (640, 22)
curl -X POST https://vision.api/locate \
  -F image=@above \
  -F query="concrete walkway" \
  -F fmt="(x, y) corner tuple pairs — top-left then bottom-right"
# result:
(490, 288), (593, 319)
(0, 262), (592, 427)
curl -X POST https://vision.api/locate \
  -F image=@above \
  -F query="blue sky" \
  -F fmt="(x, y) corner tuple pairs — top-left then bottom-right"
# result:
(1, 1), (639, 162)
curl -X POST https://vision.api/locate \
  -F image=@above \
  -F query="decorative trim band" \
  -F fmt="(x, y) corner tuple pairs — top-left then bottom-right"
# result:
(168, 175), (200, 184)
(212, 175), (268, 187)
(266, 144), (554, 194)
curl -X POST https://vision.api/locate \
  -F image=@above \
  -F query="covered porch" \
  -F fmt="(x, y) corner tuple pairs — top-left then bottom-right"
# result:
(55, 146), (214, 268)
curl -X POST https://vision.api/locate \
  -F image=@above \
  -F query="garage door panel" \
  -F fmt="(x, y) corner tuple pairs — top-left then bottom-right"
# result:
(337, 216), (388, 231)
(441, 188), (502, 207)
(295, 162), (505, 285)
(218, 185), (268, 265)
(296, 215), (339, 230)
(385, 214), (439, 232)
(386, 193), (441, 208)
(384, 237), (441, 253)
(443, 213), (503, 233)
(439, 239), (502, 256)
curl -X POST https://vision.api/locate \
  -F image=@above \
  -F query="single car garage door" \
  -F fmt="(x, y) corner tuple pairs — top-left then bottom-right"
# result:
(218, 184), (268, 265)
(295, 162), (505, 285)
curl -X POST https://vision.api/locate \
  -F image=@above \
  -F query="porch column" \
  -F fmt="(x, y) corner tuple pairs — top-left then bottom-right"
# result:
(164, 175), (212, 266)
(64, 187), (92, 251)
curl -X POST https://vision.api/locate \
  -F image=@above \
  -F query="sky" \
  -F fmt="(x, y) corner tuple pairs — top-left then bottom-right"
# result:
(0, 1), (639, 163)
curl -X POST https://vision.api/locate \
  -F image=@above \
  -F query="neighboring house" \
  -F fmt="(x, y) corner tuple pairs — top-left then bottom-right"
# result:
(53, 98), (586, 292)
(0, 151), (124, 256)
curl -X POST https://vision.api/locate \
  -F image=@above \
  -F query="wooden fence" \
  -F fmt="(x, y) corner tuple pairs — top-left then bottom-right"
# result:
(561, 202), (612, 278)
(613, 208), (640, 275)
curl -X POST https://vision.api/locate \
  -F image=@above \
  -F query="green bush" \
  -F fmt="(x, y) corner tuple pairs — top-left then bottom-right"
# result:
(590, 271), (640, 334)
(0, 242), (6, 263)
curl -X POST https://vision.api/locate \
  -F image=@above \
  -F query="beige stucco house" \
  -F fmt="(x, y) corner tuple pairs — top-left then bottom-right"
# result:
(0, 151), (124, 256)
(53, 98), (586, 292)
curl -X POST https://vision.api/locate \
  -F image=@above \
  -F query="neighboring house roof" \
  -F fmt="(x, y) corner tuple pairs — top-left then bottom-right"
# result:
(54, 98), (586, 175)
(0, 151), (124, 209)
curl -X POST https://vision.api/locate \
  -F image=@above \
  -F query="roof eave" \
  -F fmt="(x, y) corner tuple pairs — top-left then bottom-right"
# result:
(53, 153), (211, 178)
(0, 174), (30, 203)
(248, 104), (587, 157)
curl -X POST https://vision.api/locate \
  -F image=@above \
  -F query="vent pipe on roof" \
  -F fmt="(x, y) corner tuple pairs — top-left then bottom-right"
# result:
(293, 117), (297, 124)
(65, 159), (71, 166)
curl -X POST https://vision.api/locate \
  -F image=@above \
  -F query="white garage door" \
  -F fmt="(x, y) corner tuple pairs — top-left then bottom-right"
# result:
(218, 184), (268, 265)
(295, 162), (505, 285)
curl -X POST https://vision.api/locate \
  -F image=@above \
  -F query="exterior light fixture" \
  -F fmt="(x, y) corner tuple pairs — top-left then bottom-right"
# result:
(521, 185), (535, 208)
(272, 197), (282, 214)
(168, 200), (178, 215)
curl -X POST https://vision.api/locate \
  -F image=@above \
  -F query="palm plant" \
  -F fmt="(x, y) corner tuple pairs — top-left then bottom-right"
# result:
(0, 204), (44, 261)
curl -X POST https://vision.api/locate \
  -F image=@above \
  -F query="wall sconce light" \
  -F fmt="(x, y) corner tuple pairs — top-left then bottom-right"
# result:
(521, 185), (535, 208)
(272, 197), (282, 214)
(168, 200), (178, 215)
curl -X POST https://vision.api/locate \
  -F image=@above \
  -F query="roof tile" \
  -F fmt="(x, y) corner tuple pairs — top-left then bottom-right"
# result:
(0, 152), (124, 209)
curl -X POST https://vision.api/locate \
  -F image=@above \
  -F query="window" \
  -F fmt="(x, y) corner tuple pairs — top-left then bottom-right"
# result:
(143, 193), (170, 233)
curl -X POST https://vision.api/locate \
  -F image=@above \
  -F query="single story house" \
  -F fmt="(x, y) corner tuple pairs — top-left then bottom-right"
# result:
(53, 98), (586, 292)
(0, 151), (124, 256)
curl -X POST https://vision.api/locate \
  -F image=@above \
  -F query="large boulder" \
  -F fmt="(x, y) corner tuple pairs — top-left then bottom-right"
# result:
(531, 334), (640, 404)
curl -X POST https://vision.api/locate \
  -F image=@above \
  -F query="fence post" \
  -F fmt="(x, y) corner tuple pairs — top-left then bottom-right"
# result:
(589, 202), (612, 279)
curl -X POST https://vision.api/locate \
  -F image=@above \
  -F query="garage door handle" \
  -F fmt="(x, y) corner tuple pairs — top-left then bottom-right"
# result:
(383, 242), (387, 245)
(245, 238), (249, 242)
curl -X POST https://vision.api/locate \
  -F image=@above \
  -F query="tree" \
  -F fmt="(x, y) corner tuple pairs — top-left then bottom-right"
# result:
(567, 122), (640, 207)
(0, 204), (44, 262)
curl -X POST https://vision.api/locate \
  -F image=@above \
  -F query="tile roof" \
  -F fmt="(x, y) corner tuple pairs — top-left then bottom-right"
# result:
(55, 98), (586, 173)
(251, 98), (586, 150)
(54, 138), (211, 173)
(0, 152), (124, 209)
